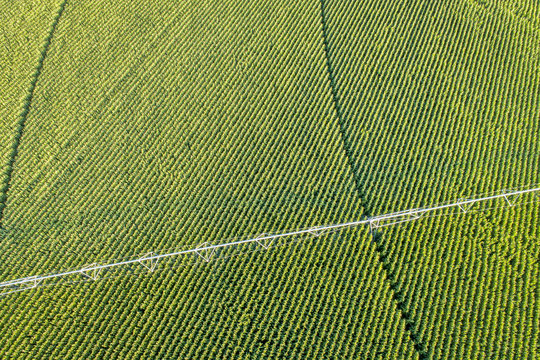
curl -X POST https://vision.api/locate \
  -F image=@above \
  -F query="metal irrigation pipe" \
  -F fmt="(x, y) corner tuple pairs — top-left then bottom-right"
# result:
(1, 186), (538, 295)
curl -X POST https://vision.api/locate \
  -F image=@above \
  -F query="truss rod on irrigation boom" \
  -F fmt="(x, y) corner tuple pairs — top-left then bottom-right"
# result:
(1, 186), (539, 296)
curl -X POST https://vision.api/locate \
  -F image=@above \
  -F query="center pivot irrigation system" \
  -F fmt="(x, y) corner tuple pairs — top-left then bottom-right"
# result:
(1, 186), (539, 296)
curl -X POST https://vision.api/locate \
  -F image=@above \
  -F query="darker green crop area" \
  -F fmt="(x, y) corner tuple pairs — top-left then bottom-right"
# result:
(323, 0), (539, 358)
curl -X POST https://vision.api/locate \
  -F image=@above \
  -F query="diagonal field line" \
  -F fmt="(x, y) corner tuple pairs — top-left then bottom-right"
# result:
(317, 0), (430, 355)
(0, 0), (68, 227)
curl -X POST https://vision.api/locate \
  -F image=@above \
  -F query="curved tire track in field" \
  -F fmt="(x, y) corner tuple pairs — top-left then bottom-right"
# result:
(0, 0), (68, 227)
(318, 1), (428, 358)
(318, 0), (371, 217)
